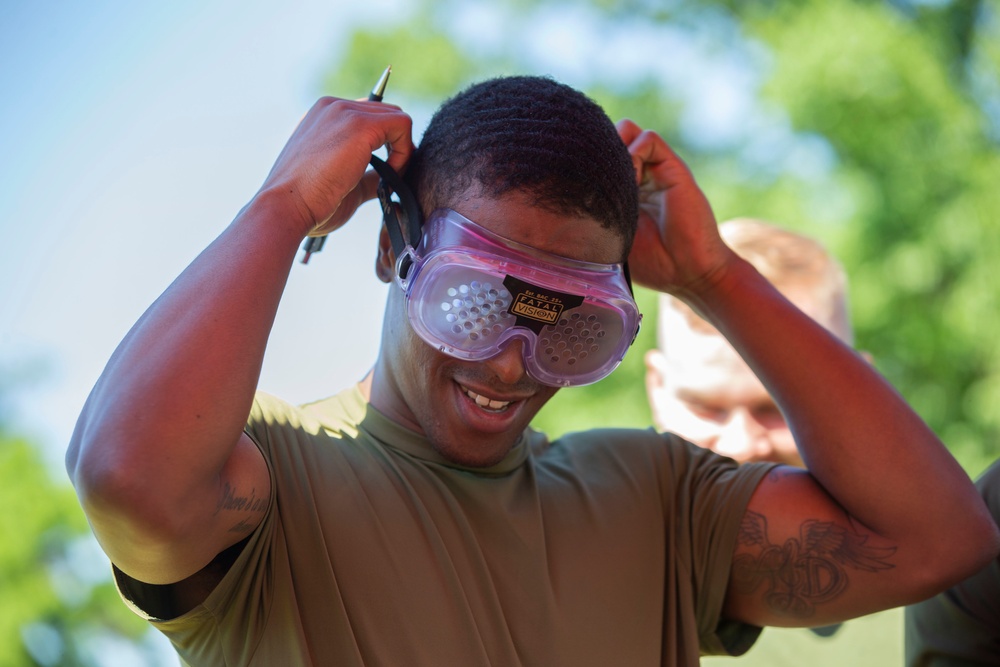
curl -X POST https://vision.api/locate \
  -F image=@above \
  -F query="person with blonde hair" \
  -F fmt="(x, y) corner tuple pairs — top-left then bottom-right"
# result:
(647, 218), (853, 467)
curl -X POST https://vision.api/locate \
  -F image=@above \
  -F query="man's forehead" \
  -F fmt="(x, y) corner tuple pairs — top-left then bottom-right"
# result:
(662, 336), (774, 411)
(449, 191), (625, 265)
(659, 287), (846, 350)
(658, 304), (758, 377)
(665, 333), (751, 382)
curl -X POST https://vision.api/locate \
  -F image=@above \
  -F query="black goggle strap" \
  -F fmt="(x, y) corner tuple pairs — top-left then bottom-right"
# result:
(622, 259), (641, 347)
(622, 261), (635, 297)
(369, 155), (423, 280)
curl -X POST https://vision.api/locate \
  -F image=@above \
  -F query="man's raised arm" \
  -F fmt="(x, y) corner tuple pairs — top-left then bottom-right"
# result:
(617, 118), (1000, 628)
(65, 98), (413, 585)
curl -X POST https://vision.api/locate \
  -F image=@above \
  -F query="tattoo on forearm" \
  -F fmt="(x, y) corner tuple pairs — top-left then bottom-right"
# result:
(732, 510), (896, 618)
(216, 483), (269, 534)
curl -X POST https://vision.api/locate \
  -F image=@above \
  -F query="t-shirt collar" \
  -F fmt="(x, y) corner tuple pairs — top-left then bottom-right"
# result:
(344, 384), (531, 475)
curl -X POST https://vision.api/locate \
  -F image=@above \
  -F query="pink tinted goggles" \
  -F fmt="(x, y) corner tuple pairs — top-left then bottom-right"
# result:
(395, 209), (641, 387)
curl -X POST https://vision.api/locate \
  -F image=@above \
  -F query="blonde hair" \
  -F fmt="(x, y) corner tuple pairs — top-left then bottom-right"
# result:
(658, 218), (853, 348)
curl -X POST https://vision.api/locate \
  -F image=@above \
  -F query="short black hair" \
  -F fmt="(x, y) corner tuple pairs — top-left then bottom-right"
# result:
(405, 75), (638, 256)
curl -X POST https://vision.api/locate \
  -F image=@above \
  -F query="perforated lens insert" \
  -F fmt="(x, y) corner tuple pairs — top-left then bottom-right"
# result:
(438, 280), (513, 343)
(536, 307), (624, 375)
(539, 312), (604, 366)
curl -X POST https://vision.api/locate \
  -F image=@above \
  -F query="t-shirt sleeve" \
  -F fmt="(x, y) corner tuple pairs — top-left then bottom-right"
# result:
(111, 392), (298, 665)
(661, 435), (776, 657)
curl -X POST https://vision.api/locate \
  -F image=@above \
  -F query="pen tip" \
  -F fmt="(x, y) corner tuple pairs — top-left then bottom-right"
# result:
(371, 66), (391, 100)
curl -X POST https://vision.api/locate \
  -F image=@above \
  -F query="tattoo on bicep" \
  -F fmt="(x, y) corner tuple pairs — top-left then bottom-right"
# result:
(731, 510), (896, 618)
(228, 518), (256, 534)
(216, 483), (269, 533)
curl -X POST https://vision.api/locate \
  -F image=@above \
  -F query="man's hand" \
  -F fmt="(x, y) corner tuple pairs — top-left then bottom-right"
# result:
(616, 119), (732, 299)
(258, 96), (414, 239)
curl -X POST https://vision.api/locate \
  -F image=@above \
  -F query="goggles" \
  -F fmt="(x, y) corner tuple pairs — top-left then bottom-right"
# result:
(370, 157), (641, 388)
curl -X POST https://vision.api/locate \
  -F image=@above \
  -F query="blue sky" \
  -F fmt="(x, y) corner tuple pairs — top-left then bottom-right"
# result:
(1, 1), (401, 472)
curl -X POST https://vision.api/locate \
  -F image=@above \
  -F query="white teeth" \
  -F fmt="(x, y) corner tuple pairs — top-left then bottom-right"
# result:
(463, 387), (511, 411)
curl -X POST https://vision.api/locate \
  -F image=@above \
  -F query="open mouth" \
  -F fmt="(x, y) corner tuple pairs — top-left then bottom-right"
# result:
(460, 385), (513, 412)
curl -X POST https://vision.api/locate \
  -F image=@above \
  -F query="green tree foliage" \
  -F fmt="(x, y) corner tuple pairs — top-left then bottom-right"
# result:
(745, 1), (1000, 477)
(0, 430), (149, 665)
(324, 0), (1000, 476)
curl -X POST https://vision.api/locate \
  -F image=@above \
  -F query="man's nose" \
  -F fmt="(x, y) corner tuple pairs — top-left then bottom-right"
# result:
(713, 409), (772, 462)
(483, 339), (529, 385)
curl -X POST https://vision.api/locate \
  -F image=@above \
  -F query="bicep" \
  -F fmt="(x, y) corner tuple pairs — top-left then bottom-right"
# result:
(722, 466), (899, 628)
(93, 432), (271, 586)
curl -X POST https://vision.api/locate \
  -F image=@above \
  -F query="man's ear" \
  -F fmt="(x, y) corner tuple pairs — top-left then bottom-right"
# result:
(375, 223), (395, 284)
(644, 348), (670, 432)
(645, 347), (668, 389)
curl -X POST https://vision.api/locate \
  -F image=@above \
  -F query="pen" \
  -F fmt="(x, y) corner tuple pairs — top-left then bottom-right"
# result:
(369, 65), (391, 103)
(301, 65), (392, 264)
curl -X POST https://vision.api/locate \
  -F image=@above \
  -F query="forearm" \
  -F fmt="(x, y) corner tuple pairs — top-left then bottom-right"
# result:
(691, 257), (998, 569)
(68, 189), (302, 506)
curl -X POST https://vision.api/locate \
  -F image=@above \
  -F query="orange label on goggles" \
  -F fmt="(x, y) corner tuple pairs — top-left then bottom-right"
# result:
(512, 293), (564, 323)
(504, 276), (583, 333)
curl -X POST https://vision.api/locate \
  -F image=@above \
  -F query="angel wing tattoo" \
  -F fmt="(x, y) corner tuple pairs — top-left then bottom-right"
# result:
(731, 511), (897, 618)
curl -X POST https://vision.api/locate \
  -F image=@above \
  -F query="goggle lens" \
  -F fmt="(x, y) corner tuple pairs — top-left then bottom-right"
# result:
(536, 310), (623, 374)
(419, 269), (626, 378)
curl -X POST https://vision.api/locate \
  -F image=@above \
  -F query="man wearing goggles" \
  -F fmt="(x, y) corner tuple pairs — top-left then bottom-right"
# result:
(69, 75), (998, 666)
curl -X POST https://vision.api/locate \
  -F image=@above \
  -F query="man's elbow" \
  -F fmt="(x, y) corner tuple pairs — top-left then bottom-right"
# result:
(69, 447), (204, 577)
(959, 510), (1000, 577)
(66, 422), (189, 549)
(917, 507), (1000, 602)
(69, 439), (150, 532)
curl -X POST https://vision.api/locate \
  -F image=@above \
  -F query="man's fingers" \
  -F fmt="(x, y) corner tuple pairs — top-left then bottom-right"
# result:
(616, 119), (690, 188)
(616, 118), (642, 144)
(358, 169), (383, 204)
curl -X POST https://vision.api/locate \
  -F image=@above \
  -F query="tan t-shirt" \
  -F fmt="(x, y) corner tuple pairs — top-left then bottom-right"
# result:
(115, 386), (773, 666)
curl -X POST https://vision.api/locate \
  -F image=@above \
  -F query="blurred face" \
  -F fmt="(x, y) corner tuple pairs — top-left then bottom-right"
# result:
(645, 307), (804, 467)
(370, 188), (625, 468)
